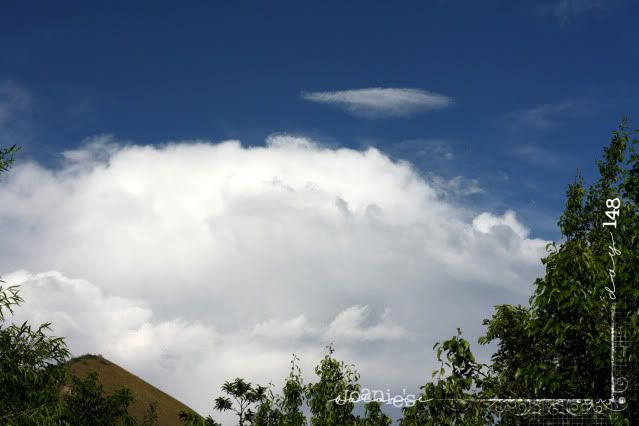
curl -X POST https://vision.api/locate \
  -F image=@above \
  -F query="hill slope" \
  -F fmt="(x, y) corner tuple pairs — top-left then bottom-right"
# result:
(66, 354), (199, 425)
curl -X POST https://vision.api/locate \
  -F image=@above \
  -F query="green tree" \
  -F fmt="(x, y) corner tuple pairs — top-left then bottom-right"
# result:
(277, 355), (307, 426)
(0, 282), (70, 425)
(59, 371), (152, 426)
(397, 119), (639, 425)
(305, 344), (361, 426)
(253, 354), (306, 426)
(360, 401), (392, 426)
(401, 329), (490, 425)
(208, 378), (268, 426)
(178, 410), (222, 426)
(0, 144), (20, 173)
(251, 392), (282, 426)
(57, 370), (160, 426)
(252, 350), (394, 426)
(479, 119), (639, 423)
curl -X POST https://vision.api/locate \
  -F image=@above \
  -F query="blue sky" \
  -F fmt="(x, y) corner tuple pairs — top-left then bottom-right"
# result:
(3, 0), (638, 239)
(1, 1), (638, 420)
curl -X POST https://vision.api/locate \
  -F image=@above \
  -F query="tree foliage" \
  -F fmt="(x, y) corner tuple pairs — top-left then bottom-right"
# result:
(0, 281), (71, 425)
(59, 372), (158, 426)
(252, 354), (306, 426)
(232, 347), (393, 426)
(401, 329), (491, 425)
(360, 401), (392, 426)
(479, 119), (639, 422)
(305, 344), (361, 426)
(179, 410), (222, 426)
(397, 119), (639, 424)
(194, 377), (269, 426)
(0, 144), (20, 174)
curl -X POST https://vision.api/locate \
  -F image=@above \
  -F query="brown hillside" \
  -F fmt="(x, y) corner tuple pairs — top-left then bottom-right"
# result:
(65, 354), (200, 425)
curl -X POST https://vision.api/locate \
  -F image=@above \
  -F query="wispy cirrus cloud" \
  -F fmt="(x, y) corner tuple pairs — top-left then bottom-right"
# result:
(512, 143), (567, 168)
(428, 175), (484, 197)
(388, 139), (455, 161)
(506, 99), (585, 129)
(0, 81), (32, 145)
(539, 0), (622, 23)
(301, 88), (453, 118)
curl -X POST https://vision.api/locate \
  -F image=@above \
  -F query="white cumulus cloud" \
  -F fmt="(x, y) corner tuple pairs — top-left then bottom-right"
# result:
(325, 306), (408, 341)
(472, 210), (530, 239)
(0, 134), (548, 420)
